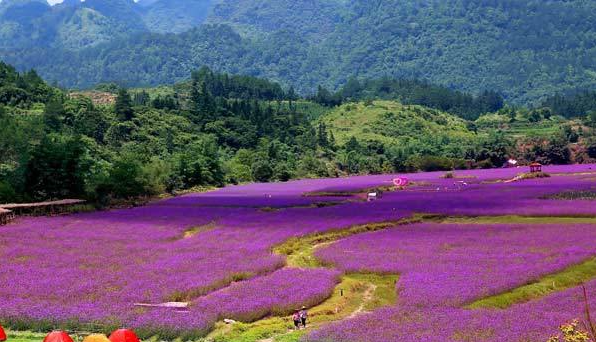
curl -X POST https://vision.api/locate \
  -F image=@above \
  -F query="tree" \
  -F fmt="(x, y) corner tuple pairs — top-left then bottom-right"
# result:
(313, 85), (342, 107)
(480, 90), (504, 113)
(104, 154), (147, 199)
(317, 122), (329, 147)
(172, 136), (224, 188)
(73, 103), (108, 143)
(189, 80), (216, 127)
(587, 141), (596, 159)
(24, 134), (89, 200)
(328, 131), (336, 149)
(251, 159), (273, 182)
(587, 111), (596, 129)
(528, 110), (542, 123)
(478, 131), (512, 167)
(133, 91), (150, 106)
(115, 88), (134, 121)
(561, 125), (579, 143)
(43, 100), (64, 132)
(545, 137), (571, 164)
(287, 86), (298, 104)
(341, 77), (362, 99)
(345, 136), (361, 152)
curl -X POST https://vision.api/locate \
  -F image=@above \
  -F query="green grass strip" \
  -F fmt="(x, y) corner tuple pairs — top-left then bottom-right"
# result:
(468, 257), (596, 309)
(273, 214), (433, 268)
(7, 331), (53, 342)
(439, 215), (596, 225)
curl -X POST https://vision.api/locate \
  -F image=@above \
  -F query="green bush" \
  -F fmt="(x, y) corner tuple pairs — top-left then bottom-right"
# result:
(477, 159), (494, 169)
(443, 172), (455, 179)
(251, 160), (274, 182)
(0, 181), (17, 203)
(412, 156), (454, 172)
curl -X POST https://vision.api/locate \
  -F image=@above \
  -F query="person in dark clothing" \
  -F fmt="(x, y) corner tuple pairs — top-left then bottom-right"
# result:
(300, 306), (308, 328)
(292, 310), (301, 330)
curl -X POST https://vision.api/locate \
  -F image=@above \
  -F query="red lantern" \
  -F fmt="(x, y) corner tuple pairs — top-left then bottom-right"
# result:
(43, 331), (74, 342)
(109, 329), (140, 342)
(0, 324), (7, 342)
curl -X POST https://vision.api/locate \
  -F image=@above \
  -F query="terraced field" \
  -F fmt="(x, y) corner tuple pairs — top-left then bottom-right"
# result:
(1, 165), (596, 342)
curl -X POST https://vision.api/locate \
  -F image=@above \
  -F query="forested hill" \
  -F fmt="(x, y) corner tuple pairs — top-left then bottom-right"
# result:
(1, 0), (596, 104)
(1, 61), (596, 205)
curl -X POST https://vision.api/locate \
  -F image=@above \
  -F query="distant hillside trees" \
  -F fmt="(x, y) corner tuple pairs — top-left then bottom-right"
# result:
(336, 77), (504, 120)
(541, 91), (596, 118)
(190, 66), (288, 101)
(0, 61), (591, 206)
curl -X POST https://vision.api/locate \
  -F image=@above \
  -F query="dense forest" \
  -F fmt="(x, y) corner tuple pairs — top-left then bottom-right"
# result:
(541, 91), (596, 119)
(332, 78), (504, 121)
(1, 0), (595, 104)
(1, 61), (595, 205)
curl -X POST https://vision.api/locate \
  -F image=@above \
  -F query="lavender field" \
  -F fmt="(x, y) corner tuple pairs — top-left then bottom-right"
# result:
(1, 165), (596, 342)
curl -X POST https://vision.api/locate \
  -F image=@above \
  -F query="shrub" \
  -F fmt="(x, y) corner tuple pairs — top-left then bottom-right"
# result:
(477, 159), (494, 169)
(0, 181), (17, 203)
(413, 156), (454, 172)
(547, 320), (594, 342)
(543, 191), (596, 200)
(588, 142), (596, 159)
(517, 172), (551, 180)
(251, 160), (274, 182)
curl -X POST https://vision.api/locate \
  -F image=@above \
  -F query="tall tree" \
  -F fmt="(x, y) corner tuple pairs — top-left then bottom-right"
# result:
(115, 88), (134, 121)
(317, 122), (328, 147)
(190, 80), (216, 127)
(24, 135), (88, 200)
(43, 100), (64, 132)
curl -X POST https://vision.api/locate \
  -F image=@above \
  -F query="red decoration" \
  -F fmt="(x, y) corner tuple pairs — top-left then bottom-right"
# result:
(109, 329), (140, 342)
(43, 331), (74, 342)
(0, 324), (7, 342)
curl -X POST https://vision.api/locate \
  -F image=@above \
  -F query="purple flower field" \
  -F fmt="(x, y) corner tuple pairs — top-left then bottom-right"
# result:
(0, 164), (595, 340)
(311, 223), (596, 341)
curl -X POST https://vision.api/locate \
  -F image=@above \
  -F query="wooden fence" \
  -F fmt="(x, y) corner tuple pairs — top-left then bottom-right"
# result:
(0, 199), (86, 225)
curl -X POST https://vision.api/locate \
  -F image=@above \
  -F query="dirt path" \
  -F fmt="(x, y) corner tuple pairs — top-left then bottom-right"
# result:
(256, 281), (380, 342)
(348, 283), (377, 318)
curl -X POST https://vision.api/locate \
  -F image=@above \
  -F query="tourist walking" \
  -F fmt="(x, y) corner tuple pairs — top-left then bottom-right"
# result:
(292, 310), (301, 330)
(300, 306), (308, 328)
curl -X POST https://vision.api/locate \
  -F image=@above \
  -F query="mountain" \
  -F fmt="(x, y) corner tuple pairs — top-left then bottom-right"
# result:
(0, 0), (145, 49)
(1, 0), (595, 104)
(140, 0), (213, 33)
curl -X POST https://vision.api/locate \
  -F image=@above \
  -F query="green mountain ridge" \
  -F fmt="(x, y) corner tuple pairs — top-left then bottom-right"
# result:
(1, 0), (596, 104)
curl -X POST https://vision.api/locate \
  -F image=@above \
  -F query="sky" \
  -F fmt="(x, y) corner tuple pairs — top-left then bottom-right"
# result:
(46, 0), (141, 4)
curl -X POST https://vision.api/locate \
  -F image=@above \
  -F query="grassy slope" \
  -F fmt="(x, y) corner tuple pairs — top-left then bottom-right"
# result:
(319, 100), (475, 145)
(321, 100), (581, 147)
(475, 113), (572, 139)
